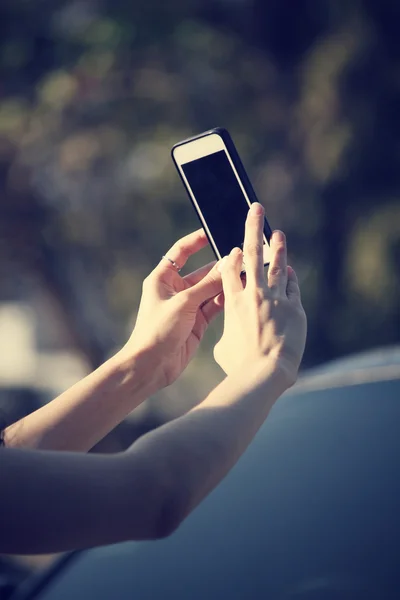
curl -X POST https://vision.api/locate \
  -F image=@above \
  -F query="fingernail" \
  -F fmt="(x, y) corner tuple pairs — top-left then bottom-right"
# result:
(230, 247), (242, 257)
(249, 202), (264, 216)
(217, 256), (228, 272)
(272, 230), (285, 243)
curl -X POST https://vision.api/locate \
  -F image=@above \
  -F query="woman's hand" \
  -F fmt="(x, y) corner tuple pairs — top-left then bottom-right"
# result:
(214, 203), (307, 386)
(121, 229), (224, 390)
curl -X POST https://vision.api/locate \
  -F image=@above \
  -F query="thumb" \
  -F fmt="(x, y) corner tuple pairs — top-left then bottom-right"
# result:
(185, 263), (223, 307)
(201, 292), (225, 324)
(220, 247), (243, 297)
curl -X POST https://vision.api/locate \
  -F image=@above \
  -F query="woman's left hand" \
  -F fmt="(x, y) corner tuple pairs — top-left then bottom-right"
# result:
(120, 229), (224, 390)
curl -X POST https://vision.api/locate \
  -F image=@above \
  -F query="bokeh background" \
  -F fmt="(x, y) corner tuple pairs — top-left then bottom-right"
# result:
(1, 0), (400, 446)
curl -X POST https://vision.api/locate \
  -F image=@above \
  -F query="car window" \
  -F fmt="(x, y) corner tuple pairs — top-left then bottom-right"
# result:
(22, 379), (400, 600)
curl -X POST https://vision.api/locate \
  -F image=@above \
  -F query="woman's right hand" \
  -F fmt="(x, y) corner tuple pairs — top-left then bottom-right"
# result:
(214, 202), (307, 386)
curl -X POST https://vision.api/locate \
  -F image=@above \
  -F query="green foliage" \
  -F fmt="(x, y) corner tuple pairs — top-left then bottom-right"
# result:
(0, 0), (399, 373)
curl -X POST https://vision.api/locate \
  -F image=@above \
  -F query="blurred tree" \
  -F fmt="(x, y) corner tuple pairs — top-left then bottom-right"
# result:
(0, 0), (399, 398)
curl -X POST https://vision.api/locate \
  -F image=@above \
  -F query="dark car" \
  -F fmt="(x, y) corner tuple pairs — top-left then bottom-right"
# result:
(12, 347), (400, 600)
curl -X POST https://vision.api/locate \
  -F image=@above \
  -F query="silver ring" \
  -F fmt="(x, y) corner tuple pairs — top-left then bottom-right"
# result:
(162, 255), (182, 272)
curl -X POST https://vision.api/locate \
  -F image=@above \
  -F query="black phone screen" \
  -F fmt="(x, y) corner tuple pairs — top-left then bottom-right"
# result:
(181, 150), (252, 257)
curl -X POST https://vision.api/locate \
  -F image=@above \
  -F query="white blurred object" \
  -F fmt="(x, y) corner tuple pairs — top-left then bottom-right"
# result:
(36, 351), (89, 395)
(0, 302), (88, 395)
(0, 303), (36, 386)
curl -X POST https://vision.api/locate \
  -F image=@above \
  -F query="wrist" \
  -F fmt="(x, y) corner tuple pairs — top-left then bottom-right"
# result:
(107, 346), (160, 405)
(269, 350), (299, 390)
(240, 354), (297, 395)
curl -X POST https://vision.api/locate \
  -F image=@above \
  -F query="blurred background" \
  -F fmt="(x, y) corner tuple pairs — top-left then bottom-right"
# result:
(1, 1), (400, 461)
(1, 0), (400, 589)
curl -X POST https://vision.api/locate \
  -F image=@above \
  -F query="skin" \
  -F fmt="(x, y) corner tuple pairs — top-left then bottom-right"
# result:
(0, 203), (307, 554)
(215, 203), (306, 382)
(4, 229), (224, 452)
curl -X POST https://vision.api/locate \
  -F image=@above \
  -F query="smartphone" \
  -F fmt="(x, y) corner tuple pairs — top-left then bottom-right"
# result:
(171, 127), (272, 268)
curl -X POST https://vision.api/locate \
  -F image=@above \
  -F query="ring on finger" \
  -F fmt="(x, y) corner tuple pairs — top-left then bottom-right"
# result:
(162, 255), (182, 272)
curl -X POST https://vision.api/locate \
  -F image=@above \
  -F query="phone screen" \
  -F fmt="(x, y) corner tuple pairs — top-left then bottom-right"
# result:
(181, 150), (252, 257)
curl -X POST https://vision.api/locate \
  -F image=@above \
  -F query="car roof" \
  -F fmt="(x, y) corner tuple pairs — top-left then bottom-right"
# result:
(13, 346), (400, 600)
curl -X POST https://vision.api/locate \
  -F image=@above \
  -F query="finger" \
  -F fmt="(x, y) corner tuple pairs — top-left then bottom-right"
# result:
(201, 292), (225, 324)
(183, 260), (217, 287)
(157, 229), (208, 273)
(286, 265), (301, 302)
(219, 247), (244, 299)
(267, 230), (288, 295)
(185, 262), (223, 307)
(243, 203), (265, 288)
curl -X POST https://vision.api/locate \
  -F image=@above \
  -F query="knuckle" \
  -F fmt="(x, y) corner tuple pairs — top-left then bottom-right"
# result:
(246, 242), (263, 257)
(275, 244), (286, 256)
(269, 264), (282, 278)
(266, 296), (279, 310)
(172, 241), (186, 260)
(173, 243), (184, 259)
(247, 209), (262, 222)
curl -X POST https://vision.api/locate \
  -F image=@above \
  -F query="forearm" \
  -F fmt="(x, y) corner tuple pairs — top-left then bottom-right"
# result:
(4, 350), (157, 452)
(0, 359), (291, 555)
(0, 449), (165, 554)
(130, 357), (291, 530)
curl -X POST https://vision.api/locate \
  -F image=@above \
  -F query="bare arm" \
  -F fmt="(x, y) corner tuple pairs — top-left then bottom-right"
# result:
(129, 359), (291, 530)
(3, 229), (224, 453)
(3, 350), (156, 452)
(0, 362), (289, 555)
(1, 205), (306, 556)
